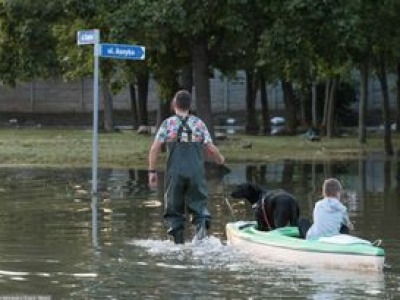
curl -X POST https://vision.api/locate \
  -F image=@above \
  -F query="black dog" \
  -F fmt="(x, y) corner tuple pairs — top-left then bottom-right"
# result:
(230, 182), (300, 231)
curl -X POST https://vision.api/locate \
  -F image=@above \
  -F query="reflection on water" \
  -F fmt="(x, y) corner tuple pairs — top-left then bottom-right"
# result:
(0, 157), (399, 299)
(129, 237), (387, 299)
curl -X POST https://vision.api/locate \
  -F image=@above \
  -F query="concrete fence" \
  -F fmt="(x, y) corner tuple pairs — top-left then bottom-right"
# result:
(0, 70), (397, 114)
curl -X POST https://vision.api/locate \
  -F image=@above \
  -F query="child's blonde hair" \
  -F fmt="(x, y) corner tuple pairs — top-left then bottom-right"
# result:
(322, 178), (342, 198)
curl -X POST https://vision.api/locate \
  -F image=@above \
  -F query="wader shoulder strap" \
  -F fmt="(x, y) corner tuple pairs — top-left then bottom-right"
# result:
(177, 116), (192, 142)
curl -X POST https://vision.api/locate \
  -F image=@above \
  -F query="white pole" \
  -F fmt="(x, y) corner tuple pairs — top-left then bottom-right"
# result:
(91, 195), (99, 248)
(92, 31), (100, 195)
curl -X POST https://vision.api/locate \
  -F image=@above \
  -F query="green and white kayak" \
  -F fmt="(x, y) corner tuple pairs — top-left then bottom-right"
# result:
(226, 221), (385, 272)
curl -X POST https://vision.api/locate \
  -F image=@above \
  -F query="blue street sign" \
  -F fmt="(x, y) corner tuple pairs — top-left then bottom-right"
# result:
(98, 43), (145, 60)
(77, 30), (99, 45)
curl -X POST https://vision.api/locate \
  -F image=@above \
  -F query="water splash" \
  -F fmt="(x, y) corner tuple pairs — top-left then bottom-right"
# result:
(128, 235), (254, 271)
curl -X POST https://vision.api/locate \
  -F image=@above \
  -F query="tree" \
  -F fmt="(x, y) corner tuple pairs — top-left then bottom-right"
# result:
(347, 0), (400, 153)
(367, 1), (398, 155)
(179, 0), (237, 137)
(54, 0), (157, 132)
(140, 0), (258, 136)
(0, 0), (62, 86)
(214, 0), (272, 134)
(369, 0), (400, 177)
(259, 1), (367, 138)
(108, 1), (155, 129)
(358, 59), (369, 145)
(376, 53), (393, 155)
(114, 1), (189, 127)
(259, 0), (335, 134)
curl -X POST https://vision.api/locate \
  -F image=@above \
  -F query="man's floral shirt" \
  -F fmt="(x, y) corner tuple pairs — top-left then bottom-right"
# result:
(155, 115), (212, 144)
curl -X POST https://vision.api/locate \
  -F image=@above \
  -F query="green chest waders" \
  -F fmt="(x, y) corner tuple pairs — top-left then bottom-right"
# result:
(164, 116), (210, 243)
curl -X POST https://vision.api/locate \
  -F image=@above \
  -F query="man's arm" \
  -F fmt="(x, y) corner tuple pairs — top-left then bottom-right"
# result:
(149, 140), (162, 170)
(148, 140), (163, 187)
(204, 142), (225, 165)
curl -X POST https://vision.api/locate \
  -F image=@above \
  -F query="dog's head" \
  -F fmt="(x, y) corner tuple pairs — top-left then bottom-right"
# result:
(230, 183), (263, 205)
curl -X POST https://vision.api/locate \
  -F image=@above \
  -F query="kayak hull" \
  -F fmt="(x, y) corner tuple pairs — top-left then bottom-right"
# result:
(226, 221), (385, 272)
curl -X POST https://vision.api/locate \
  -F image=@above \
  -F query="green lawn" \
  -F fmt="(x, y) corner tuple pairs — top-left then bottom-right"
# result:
(0, 128), (398, 169)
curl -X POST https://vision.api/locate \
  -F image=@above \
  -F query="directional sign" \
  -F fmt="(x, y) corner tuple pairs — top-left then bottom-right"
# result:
(77, 29), (99, 45)
(98, 43), (145, 60)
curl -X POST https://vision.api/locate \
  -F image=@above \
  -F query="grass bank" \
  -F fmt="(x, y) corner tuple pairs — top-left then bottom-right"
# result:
(0, 128), (399, 169)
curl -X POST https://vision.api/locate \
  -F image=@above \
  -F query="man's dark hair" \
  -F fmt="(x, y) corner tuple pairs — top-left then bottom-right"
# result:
(174, 90), (192, 111)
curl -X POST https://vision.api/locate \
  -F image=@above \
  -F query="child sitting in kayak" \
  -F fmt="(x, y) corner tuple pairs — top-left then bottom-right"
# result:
(298, 178), (354, 239)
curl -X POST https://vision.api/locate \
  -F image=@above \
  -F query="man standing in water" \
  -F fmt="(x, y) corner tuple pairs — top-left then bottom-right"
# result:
(148, 90), (225, 244)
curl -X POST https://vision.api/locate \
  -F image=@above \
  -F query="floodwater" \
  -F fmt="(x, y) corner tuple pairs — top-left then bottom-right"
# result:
(0, 157), (399, 299)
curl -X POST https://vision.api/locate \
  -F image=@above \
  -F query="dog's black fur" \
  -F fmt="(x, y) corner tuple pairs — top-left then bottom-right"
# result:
(230, 182), (300, 231)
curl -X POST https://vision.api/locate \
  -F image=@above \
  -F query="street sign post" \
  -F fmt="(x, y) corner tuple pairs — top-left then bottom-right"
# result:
(92, 40), (100, 196)
(77, 29), (100, 195)
(77, 30), (145, 196)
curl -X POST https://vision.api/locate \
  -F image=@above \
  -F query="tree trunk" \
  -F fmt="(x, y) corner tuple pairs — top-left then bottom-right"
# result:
(156, 74), (179, 128)
(245, 69), (259, 134)
(128, 83), (138, 130)
(181, 64), (193, 93)
(311, 82), (317, 128)
(326, 77), (337, 138)
(281, 80), (297, 134)
(300, 81), (310, 127)
(137, 70), (149, 126)
(359, 60), (369, 144)
(154, 67), (179, 128)
(321, 79), (331, 135)
(259, 72), (270, 135)
(192, 36), (214, 137)
(101, 80), (115, 133)
(376, 54), (394, 155)
(396, 61), (400, 133)
(156, 99), (172, 128)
